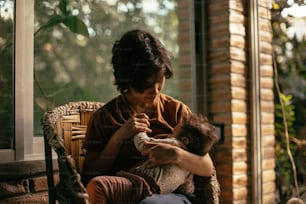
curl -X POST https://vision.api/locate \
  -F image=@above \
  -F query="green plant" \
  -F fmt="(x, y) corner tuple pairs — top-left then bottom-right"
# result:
(272, 0), (306, 202)
(274, 93), (298, 202)
(34, 0), (89, 37)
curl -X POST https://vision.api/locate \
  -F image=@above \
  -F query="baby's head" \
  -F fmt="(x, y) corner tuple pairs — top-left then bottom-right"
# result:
(175, 113), (219, 156)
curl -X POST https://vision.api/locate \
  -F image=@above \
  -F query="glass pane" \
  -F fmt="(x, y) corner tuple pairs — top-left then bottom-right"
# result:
(34, 0), (179, 136)
(0, 0), (14, 149)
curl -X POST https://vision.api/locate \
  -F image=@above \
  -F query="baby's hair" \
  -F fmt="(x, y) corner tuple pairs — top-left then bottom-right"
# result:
(176, 114), (219, 156)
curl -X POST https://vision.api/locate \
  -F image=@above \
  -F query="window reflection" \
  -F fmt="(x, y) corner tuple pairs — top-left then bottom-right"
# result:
(0, 0), (14, 149)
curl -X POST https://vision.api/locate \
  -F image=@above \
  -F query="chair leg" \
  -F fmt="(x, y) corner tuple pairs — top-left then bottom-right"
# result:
(44, 135), (56, 204)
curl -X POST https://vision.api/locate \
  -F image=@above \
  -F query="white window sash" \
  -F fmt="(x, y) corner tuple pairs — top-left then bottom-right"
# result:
(0, 0), (43, 162)
(14, 0), (41, 161)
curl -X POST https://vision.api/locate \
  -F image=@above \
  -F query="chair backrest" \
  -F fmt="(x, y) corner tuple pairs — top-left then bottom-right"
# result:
(53, 104), (102, 173)
(42, 101), (104, 204)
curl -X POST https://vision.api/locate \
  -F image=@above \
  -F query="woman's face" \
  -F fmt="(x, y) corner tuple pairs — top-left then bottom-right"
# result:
(129, 76), (165, 105)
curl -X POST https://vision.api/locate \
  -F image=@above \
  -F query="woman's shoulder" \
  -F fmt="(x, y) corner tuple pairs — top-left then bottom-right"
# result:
(159, 93), (191, 114)
(159, 93), (189, 108)
(92, 96), (121, 117)
(93, 95), (132, 120)
(95, 96), (116, 110)
(157, 94), (191, 126)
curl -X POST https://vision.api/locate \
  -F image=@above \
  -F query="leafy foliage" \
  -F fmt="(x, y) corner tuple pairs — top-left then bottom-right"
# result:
(0, 0), (14, 149)
(274, 93), (298, 201)
(35, 0), (89, 38)
(271, 0), (306, 202)
(33, 0), (179, 135)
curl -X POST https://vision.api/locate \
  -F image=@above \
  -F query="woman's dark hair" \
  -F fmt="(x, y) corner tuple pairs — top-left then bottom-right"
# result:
(111, 29), (173, 93)
(177, 114), (219, 156)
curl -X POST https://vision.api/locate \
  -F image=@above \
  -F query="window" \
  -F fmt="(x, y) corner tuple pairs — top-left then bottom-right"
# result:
(0, 0), (14, 160)
(0, 0), (186, 161)
(33, 0), (180, 136)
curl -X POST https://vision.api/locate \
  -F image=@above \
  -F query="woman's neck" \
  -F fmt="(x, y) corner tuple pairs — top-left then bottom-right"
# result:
(123, 92), (157, 115)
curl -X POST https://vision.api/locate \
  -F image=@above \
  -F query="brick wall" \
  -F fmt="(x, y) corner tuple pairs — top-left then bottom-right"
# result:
(258, 1), (276, 203)
(208, 0), (275, 203)
(207, 1), (247, 202)
(177, 0), (195, 108)
(0, 160), (58, 203)
(177, 0), (275, 203)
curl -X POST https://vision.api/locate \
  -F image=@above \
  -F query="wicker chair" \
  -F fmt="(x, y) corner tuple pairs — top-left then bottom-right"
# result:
(42, 101), (220, 204)
(42, 101), (104, 204)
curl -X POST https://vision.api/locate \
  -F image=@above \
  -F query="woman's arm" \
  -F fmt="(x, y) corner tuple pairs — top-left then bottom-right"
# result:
(83, 113), (152, 177)
(174, 146), (214, 176)
(83, 132), (124, 176)
(142, 142), (214, 177)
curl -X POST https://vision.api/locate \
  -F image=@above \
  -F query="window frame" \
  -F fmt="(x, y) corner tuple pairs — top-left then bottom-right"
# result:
(0, 0), (45, 162)
(15, 0), (34, 160)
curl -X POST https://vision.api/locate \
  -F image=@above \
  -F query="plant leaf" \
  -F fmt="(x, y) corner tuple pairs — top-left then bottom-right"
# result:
(62, 16), (89, 38)
(59, 0), (69, 16)
(34, 15), (64, 36)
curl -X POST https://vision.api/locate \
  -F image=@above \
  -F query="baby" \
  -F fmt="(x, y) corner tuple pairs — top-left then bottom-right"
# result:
(131, 113), (219, 195)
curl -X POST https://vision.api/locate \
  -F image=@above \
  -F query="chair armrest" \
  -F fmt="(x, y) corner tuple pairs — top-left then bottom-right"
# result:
(193, 170), (220, 204)
(56, 154), (88, 204)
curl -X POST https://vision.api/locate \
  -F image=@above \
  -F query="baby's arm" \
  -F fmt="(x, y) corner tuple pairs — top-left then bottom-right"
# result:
(133, 132), (182, 152)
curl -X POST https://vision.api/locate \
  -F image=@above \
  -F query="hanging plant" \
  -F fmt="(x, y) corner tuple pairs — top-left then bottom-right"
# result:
(35, 0), (89, 37)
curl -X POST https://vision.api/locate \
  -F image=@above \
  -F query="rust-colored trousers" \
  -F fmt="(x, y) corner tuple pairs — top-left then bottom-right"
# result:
(86, 171), (153, 204)
(86, 171), (192, 204)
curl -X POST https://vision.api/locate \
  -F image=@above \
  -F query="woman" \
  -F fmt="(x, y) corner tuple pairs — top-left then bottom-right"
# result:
(82, 29), (215, 204)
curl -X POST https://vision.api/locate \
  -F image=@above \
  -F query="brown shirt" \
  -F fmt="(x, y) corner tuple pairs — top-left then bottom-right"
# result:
(83, 93), (192, 174)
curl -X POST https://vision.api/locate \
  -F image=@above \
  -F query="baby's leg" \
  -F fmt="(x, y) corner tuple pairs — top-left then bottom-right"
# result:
(175, 173), (195, 195)
(136, 163), (192, 194)
(86, 175), (135, 204)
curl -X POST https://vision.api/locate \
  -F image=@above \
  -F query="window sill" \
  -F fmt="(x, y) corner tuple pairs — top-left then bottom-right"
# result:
(0, 136), (56, 163)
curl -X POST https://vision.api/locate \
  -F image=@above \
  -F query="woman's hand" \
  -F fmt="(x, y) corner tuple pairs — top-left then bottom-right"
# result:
(113, 113), (152, 142)
(142, 141), (179, 168)
(142, 141), (215, 177)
